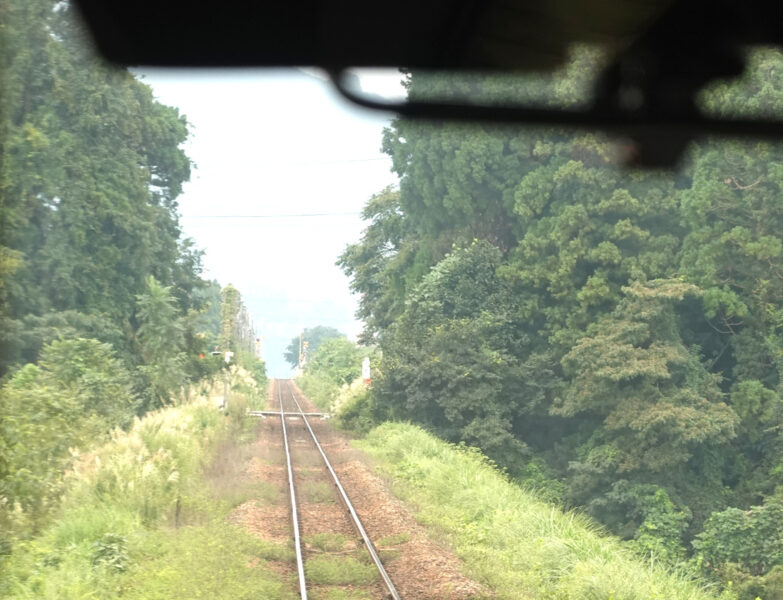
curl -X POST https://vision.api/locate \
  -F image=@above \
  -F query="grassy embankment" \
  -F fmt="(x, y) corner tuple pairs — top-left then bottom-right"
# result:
(356, 422), (732, 600)
(1, 372), (295, 600)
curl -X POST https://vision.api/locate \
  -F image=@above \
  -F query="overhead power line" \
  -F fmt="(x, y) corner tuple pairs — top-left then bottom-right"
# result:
(253, 156), (391, 167)
(181, 212), (362, 219)
(291, 156), (390, 165)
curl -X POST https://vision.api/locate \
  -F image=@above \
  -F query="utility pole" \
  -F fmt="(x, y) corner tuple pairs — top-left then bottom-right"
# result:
(223, 351), (234, 410)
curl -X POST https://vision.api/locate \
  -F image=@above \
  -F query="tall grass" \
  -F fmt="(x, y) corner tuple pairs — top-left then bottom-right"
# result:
(357, 423), (734, 600)
(229, 366), (269, 412)
(0, 393), (292, 599)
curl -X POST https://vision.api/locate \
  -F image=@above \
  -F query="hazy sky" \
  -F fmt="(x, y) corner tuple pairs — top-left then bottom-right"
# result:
(137, 69), (401, 377)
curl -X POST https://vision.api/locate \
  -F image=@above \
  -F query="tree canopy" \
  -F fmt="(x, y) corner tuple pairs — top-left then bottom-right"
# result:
(0, 0), (201, 373)
(339, 47), (783, 598)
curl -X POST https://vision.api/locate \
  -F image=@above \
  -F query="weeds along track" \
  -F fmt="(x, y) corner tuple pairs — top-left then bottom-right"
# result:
(273, 379), (401, 600)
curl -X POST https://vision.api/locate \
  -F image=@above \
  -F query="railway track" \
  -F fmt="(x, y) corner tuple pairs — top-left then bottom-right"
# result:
(270, 379), (402, 600)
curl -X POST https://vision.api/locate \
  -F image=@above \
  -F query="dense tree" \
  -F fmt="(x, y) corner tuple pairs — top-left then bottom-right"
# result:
(135, 276), (188, 409)
(0, 0), (258, 564)
(341, 47), (783, 593)
(559, 281), (738, 533)
(337, 187), (413, 341)
(378, 242), (560, 467)
(0, 0), (200, 373)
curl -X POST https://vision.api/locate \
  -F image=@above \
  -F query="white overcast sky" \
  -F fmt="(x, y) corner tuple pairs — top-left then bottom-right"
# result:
(137, 69), (402, 377)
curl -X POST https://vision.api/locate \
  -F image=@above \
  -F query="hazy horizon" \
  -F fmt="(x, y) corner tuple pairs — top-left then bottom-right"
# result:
(137, 69), (401, 376)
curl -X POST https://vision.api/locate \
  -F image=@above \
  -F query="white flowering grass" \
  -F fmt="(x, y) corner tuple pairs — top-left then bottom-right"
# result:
(2, 394), (293, 599)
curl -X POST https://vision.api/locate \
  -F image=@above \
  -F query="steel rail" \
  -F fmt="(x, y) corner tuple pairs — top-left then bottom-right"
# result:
(284, 381), (402, 600)
(277, 380), (308, 599)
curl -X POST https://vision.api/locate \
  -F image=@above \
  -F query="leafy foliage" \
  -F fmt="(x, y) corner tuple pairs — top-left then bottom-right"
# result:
(0, 0), (204, 374)
(295, 334), (375, 425)
(694, 501), (783, 576)
(0, 338), (137, 535)
(306, 338), (364, 386)
(0, 0), (241, 571)
(339, 47), (783, 592)
(219, 285), (242, 352)
(378, 241), (559, 466)
(1, 399), (292, 600)
(135, 276), (189, 408)
(90, 533), (130, 573)
(337, 187), (413, 341)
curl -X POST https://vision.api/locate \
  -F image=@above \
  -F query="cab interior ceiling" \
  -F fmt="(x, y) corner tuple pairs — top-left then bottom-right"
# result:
(75, 0), (783, 167)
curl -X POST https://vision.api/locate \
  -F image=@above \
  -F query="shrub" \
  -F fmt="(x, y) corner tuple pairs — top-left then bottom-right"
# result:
(334, 380), (377, 433)
(91, 533), (130, 572)
(0, 339), (138, 542)
(693, 501), (783, 575)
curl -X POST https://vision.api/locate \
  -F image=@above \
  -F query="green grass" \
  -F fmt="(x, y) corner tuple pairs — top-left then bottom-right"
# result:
(309, 588), (372, 600)
(356, 422), (733, 600)
(375, 532), (410, 547)
(307, 533), (350, 552)
(302, 481), (335, 503)
(118, 523), (295, 600)
(305, 555), (379, 585)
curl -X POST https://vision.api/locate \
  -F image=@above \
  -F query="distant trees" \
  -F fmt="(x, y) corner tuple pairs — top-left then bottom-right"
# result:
(135, 276), (189, 409)
(295, 334), (376, 429)
(306, 337), (364, 386)
(217, 284), (265, 385)
(284, 326), (345, 368)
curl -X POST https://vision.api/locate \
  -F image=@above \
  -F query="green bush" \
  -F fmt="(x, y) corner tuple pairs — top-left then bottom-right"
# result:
(297, 338), (376, 414)
(298, 373), (341, 411)
(90, 533), (130, 572)
(238, 352), (268, 389)
(694, 501), (783, 576)
(334, 381), (377, 433)
(0, 338), (138, 543)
